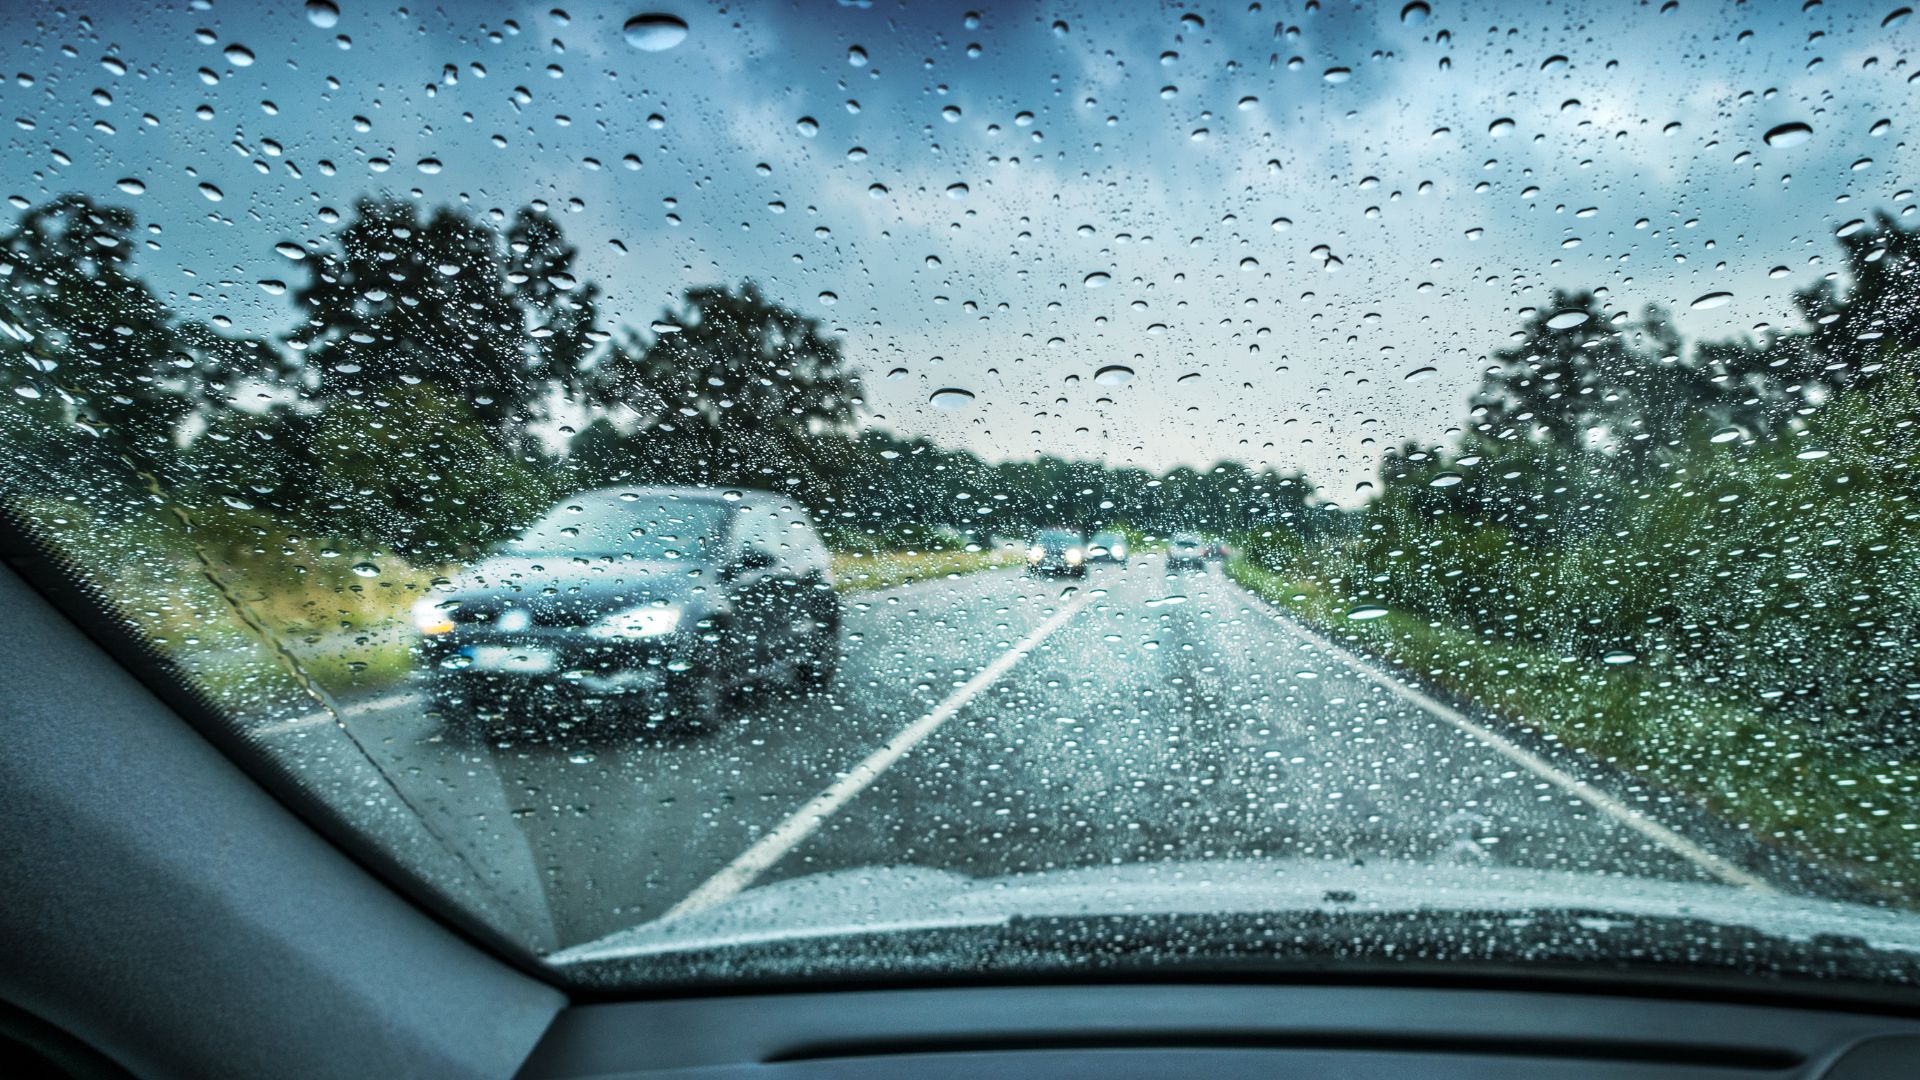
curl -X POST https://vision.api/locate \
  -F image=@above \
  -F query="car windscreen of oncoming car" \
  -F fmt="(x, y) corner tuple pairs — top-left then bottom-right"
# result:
(1, 0), (1918, 997)
(506, 496), (727, 561)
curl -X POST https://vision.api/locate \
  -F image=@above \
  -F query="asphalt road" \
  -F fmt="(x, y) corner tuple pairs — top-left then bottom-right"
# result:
(257, 559), (1781, 952)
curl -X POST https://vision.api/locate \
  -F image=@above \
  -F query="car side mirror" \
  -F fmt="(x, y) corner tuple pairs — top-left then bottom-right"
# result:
(732, 548), (775, 574)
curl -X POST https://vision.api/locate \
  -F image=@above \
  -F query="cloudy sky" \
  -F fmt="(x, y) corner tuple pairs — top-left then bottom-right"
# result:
(2, 0), (1914, 500)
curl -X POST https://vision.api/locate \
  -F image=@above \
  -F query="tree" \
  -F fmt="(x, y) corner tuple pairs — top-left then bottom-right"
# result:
(587, 282), (861, 485)
(289, 199), (566, 450)
(0, 196), (189, 470)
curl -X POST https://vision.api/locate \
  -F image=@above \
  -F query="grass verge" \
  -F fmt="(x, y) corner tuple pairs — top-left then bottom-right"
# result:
(1228, 561), (1920, 901)
(830, 546), (1021, 594)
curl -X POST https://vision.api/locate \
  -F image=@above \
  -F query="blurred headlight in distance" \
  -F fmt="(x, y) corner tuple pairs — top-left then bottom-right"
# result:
(1065, 547), (1084, 564)
(587, 606), (684, 640)
(411, 598), (455, 636)
(1028, 544), (1046, 561)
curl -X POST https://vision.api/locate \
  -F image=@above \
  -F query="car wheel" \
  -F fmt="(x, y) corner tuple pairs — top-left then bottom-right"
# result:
(797, 626), (840, 691)
(628, 677), (722, 738)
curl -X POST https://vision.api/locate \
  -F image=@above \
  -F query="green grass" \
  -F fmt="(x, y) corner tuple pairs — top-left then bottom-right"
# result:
(1228, 560), (1920, 902)
(830, 546), (1021, 593)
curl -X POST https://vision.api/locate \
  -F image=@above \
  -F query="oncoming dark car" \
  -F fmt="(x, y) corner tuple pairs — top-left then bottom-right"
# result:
(1026, 527), (1087, 577)
(1165, 532), (1207, 573)
(414, 487), (840, 738)
(1088, 529), (1130, 564)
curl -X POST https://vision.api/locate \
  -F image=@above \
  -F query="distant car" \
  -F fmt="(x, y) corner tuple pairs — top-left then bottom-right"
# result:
(415, 486), (840, 739)
(1165, 532), (1207, 573)
(1088, 530), (1130, 564)
(1026, 528), (1088, 577)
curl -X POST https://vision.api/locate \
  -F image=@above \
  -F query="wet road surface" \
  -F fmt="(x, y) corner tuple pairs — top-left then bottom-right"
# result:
(257, 559), (1772, 951)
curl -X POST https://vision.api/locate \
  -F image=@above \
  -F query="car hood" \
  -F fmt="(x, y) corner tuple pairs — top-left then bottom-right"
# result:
(548, 857), (1920, 965)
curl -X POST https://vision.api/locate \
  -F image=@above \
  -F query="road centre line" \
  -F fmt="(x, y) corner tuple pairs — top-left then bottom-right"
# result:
(662, 586), (1100, 920)
(1236, 584), (1776, 894)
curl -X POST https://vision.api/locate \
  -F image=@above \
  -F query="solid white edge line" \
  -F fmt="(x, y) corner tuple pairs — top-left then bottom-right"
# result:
(661, 587), (1100, 920)
(251, 690), (419, 737)
(1233, 582), (1777, 894)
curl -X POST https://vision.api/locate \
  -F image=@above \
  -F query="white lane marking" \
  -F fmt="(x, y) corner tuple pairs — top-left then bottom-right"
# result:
(664, 587), (1100, 920)
(251, 690), (419, 738)
(1234, 583), (1777, 894)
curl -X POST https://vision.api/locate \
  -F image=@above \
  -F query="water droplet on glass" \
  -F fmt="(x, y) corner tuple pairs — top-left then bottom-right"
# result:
(1094, 364), (1134, 386)
(115, 178), (145, 194)
(198, 183), (224, 201)
(1602, 651), (1637, 665)
(796, 116), (818, 136)
(1401, 1), (1431, 25)
(1690, 291), (1732, 310)
(417, 157), (442, 174)
(1545, 310), (1588, 330)
(1836, 218), (1866, 237)
(929, 387), (976, 409)
(305, 1), (341, 29)
(1428, 472), (1462, 488)
(1323, 66), (1352, 84)
(1083, 271), (1111, 288)
(350, 562), (381, 578)
(1710, 427), (1743, 444)
(1488, 117), (1515, 137)
(1404, 366), (1437, 382)
(623, 13), (688, 51)
(274, 241), (306, 260)
(848, 45), (868, 66)
(946, 182), (969, 199)
(1271, 217), (1292, 231)
(818, 291), (838, 305)
(1763, 121), (1812, 148)
(223, 44), (256, 67)
(1347, 605), (1389, 620)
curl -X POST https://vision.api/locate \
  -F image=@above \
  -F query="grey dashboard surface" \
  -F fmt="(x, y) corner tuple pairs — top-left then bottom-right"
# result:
(0, 561), (565, 1079)
(519, 984), (1920, 1080)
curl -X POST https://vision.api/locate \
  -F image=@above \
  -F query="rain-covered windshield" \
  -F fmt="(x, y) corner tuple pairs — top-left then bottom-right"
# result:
(2, 1), (1918, 994)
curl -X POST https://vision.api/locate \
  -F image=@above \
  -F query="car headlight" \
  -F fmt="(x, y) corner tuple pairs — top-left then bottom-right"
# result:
(1112, 544), (1127, 558)
(1065, 547), (1084, 564)
(1028, 544), (1046, 561)
(587, 605), (683, 640)
(411, 597), (455, 636)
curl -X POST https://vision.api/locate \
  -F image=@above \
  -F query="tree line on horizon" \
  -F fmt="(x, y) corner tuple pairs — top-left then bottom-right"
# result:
(0, 194), (1322, 562)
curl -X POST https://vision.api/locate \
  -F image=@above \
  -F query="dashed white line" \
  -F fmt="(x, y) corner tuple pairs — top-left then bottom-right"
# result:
(662, 586), (1100, 920)
(1235, 583), (1775, 894)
